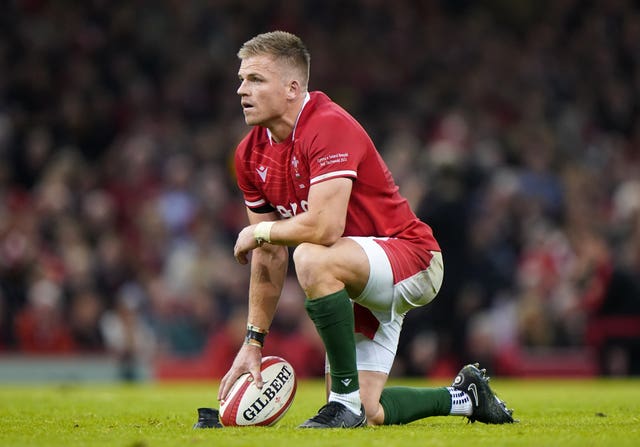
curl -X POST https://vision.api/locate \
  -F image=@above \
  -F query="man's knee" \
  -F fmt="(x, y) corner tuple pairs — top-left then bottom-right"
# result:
(359, 370), (388, 425)
(362, 398), (385, 426)
(293, 242), (329, 290)
(293, 240), (360, 297)
(293, 241), (323, 270)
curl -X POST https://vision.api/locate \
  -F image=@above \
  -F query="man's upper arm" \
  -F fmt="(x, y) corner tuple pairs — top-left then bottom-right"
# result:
(305, 177), (353, 239)
(246, 207), (279, 225)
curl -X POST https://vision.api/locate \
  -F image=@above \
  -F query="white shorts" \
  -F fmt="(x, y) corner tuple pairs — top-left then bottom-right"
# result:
(326, 236), (444, 374)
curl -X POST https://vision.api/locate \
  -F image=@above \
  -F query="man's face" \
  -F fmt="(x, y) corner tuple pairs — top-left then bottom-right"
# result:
(237, 55), (290, 127)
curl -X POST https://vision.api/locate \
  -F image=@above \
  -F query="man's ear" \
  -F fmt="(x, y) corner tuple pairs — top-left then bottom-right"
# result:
(286, 79), (302, 101)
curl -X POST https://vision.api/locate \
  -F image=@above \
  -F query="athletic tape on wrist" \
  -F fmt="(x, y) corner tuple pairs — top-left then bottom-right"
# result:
(254, 221), (275, 246)
(244, 338), (263, 348)
(245, 324), (268, 348)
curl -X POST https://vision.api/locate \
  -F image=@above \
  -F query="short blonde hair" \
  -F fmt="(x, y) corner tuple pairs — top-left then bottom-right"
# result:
(238, 31), (310, 89)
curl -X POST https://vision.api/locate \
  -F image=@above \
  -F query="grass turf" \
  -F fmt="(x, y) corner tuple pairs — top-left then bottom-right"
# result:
(1, 377), (639, 447)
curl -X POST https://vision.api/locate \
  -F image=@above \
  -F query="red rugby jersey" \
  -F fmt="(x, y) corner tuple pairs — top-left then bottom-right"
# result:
(234, 91), (440, 252)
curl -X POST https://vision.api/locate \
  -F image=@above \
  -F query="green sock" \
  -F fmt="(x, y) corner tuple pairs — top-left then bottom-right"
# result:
(380, 387), (452, 425)
(304, 289), (359, 394)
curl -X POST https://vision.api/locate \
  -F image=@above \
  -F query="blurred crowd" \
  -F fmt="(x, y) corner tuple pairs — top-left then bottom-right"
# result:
(1, 0), (640, 379)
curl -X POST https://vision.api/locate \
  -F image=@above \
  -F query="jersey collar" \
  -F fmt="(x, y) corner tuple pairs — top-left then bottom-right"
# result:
(267, 92), (311, 146)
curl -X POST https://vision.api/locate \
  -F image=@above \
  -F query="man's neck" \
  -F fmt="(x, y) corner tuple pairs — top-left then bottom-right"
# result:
(268, 92), (310, 143)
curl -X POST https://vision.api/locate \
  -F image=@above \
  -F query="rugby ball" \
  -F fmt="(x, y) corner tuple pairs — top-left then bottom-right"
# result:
(219, 356), (297, 426)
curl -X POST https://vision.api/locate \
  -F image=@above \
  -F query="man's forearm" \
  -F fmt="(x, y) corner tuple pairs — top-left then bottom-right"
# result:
(246, 244), (289, 332)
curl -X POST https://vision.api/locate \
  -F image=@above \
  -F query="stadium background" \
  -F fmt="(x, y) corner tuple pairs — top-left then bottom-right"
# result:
(1, 0), (639, 382)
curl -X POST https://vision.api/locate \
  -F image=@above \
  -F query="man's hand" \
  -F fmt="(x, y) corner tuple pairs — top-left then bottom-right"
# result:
(233, 224), (259, 264)
(217, 343), (263, 402)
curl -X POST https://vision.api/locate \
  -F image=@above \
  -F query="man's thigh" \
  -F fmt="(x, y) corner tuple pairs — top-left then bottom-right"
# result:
(293, 237), (371, 298)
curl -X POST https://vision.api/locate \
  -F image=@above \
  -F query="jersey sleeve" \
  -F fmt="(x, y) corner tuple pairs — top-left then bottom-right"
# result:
(306, 114), (368, 185)
(234, 140), (274, 213)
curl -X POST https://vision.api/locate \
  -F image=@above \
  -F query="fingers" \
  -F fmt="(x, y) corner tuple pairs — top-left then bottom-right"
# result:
(234, 225), (258, 264)
(217, 345), (263, 401)
(233, 236), (249, 264)
(234, 249), (248, 265)
(217, 366), (262, 403)
(249, 364), (264, 389)
(217, 371), (235, 401)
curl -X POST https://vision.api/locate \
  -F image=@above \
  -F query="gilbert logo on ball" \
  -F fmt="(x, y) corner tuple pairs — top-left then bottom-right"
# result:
(220, 356), (297, 426)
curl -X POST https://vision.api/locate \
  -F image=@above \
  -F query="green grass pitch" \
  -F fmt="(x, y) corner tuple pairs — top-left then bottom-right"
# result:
(1, 378), (639, 447)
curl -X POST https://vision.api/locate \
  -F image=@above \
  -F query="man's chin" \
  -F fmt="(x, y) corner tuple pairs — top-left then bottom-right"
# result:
(243, 115), (259, 126)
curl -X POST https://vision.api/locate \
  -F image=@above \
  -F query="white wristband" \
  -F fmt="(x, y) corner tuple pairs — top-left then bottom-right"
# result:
(254, 221), (275, 246)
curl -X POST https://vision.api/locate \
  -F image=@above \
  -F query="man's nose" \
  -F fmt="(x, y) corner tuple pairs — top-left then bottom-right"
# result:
(237, 80), (248, 96)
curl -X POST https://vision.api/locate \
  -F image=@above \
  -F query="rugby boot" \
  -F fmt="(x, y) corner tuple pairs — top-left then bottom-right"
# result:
(451, 363), (516, 424)
(299, 401), (367, 428)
